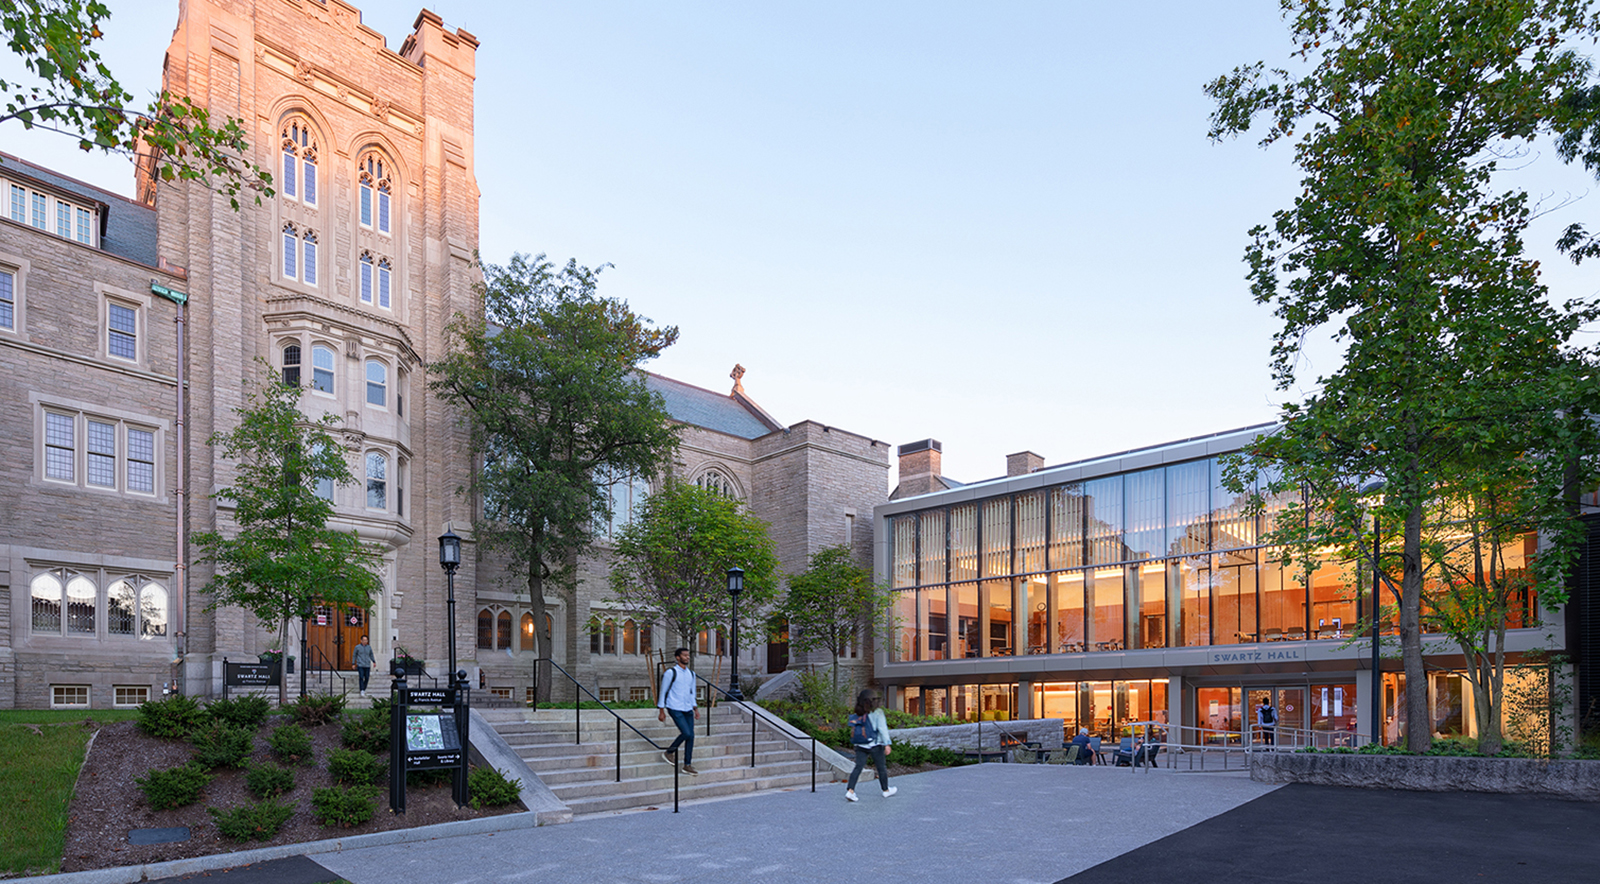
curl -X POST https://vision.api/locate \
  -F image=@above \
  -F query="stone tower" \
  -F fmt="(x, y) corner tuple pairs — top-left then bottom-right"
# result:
(148, 0), (481, 693)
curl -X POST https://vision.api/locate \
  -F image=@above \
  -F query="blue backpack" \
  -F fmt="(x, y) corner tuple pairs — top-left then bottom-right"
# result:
(849, 712), (877, 747)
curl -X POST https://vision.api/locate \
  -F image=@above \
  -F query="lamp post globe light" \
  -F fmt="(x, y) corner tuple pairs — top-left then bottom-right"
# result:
(727, 567), (745, 701)
(439, 530), (462, 690)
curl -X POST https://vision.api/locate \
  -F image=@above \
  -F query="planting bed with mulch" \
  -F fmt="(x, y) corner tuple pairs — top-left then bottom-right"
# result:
(61, 716), (521, 873)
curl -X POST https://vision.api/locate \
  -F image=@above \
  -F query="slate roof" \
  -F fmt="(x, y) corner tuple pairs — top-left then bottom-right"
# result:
(644, 372), (778, 439)
(0, 153), (158, 266)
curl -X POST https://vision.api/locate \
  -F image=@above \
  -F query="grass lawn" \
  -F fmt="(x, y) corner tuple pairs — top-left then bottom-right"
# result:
(0, 710), (136, 876)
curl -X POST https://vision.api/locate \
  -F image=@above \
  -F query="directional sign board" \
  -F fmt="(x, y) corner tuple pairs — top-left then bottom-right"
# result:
(224, 661), (280, 687)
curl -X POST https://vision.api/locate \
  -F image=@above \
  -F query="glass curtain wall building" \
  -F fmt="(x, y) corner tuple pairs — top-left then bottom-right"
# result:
(873, 425), (1550, 746)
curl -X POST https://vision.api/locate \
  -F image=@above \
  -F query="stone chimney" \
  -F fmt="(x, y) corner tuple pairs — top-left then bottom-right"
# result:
(1006, 451), (1044, 477)
(894, 439), (943, 499)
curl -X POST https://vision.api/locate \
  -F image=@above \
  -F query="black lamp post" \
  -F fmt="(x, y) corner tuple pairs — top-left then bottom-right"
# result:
(439, 530), (462, 690)
(727, 567), (745, 701)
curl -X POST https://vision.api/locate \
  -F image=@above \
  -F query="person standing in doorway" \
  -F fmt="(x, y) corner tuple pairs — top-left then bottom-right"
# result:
(352, 635), (375, 696)
(1257, 697), (1277, 746)
(657, 647), (700, 775)
(845, 689), (896, 802)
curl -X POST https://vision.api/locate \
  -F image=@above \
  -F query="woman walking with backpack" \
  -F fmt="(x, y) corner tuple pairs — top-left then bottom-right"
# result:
(845, 689), (896, 802)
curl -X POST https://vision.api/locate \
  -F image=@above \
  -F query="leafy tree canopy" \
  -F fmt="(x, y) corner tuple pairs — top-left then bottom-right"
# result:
(192, 375), (384, 703)
(1208, 0), (1600, 751)
(781, 545), (893, 689)
(0, 0), (270, 206)
(429, 253), (680, 673)
(608, 480), (780, 657)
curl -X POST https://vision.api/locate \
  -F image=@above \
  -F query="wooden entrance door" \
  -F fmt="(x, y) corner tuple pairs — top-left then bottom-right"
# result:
(306, 602), (369, 671)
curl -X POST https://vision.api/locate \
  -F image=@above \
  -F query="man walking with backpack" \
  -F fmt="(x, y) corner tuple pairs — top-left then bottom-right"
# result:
(1257, 697), (1277, 747)
(657, 647), (700, 775)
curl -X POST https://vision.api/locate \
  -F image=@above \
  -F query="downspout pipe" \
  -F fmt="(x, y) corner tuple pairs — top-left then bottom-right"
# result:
(153, 282), (188, 695)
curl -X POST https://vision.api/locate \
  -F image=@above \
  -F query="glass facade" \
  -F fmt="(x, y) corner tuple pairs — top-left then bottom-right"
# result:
(887, 453), (1539, 663)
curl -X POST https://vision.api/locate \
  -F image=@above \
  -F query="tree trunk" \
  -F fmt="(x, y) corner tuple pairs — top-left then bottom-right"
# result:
(526, 549), (552, 703)
(1401, 493), (1431, 753)
(278, 617), (290, 706)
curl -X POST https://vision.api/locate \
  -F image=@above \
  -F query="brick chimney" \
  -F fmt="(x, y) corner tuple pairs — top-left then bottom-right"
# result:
(1006, 451), (1044, 476)
(894, 439), (943, 499)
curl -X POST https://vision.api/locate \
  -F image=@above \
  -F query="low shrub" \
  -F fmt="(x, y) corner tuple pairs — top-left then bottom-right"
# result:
(311, 785), (377, 828)
(189, 721), (256, 769)
(328, 748), (384, 786)
(136, 762), (213, 809)
(206, 695), (271, 730)
(268, 722), (314, 765)
(208, 799), (294, 841)
(925, 747), (968, 767)
(289, 693), (346, 727)
(136, 694), (207, 739)
(887, 740), (929, 766)
(245, 762), (296, 799)
(468, 766), (523, 809)
(340, 707), (390, 754)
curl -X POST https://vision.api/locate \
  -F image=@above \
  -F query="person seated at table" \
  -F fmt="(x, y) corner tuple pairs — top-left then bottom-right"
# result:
(1069, 727), (1094, 765)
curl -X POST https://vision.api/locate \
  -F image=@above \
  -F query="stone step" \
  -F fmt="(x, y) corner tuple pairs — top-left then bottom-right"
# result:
(529, 748), (808, 783)
(564, 771), (819, 816)
(547, 758), (817, 801)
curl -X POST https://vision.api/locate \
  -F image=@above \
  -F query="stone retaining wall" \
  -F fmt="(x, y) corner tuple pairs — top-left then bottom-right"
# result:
(889, 719), (1065, 751)
(1251, 751), (1600, 801)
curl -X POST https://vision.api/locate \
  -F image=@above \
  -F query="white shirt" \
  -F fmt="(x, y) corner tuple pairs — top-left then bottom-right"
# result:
(658, 664), (697, 712)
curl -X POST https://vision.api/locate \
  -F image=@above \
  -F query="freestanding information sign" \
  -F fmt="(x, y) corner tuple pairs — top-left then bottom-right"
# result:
(222, 658), (280, 698)
(388, 664), (470, 813)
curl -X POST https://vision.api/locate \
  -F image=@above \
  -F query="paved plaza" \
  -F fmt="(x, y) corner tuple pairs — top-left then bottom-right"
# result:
(31, 763), (1600, 884)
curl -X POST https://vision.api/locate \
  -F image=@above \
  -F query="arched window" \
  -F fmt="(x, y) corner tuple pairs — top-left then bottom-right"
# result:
(520, 613), (536, 651)
(108, 578), (135, 635)
(359, 253), (374, 305)
(695, 468), (737, 498)
(640, 621), (653, 657)
(497, 610), (512, 649)
(377, 258), (391, 309)
(281, 344), (301, 387)
(311, 344), (334, 394)
(282, 222), (299, 279)
(588, 616), (602, 654)
(31, 570), (64, 632)
(365, 360), (387, 407)
(358, 153), (392, 235)
(281, 117), (318, 206)
(311, 440), (334, 501)
(302, 229), (318, 286)
(366, 452), (387, 510)
(477, 609), (494, 649)
(622, 619), (638, 655)
(139, 581), (167, 639)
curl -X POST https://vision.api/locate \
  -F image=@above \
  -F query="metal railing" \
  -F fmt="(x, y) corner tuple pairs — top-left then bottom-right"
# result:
(303, 645), (351, 698)
(1252, 723), (1370, 751)
(698, 679), (822, 793)
(532, 658), (682, 812)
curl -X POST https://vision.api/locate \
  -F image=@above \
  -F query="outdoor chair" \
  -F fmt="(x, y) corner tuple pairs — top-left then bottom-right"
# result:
(1088, 736), (1103, 764)
(1048, 745), (1081, 765)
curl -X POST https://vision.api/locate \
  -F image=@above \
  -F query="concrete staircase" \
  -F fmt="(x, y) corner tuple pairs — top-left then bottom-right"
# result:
(477, 705), (829, 816)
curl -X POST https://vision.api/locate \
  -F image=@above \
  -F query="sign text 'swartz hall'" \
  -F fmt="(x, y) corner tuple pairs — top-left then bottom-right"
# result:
(1207, 649), (1304, 664)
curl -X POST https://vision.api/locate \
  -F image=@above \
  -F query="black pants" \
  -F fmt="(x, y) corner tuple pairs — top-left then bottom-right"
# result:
(848, 745), (889, 791)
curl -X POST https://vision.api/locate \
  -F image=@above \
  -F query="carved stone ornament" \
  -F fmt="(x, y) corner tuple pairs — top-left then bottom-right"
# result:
(336, 85), (349, 101)
(371, 98), (391, 119)
(730, 363), (746, 394)
(341, 428), (365, 452)
(413, 122), (424, 136)
(294, 59), (314, 83)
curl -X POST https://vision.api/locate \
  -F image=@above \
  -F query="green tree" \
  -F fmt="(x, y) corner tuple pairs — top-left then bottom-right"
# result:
(781, 546), (893, 691)
(1207, 0), (1600, 751)
(430, 253), (680, 697)
(1, 0), (270, 205)
(192, 375), (384, 704)
(608, 481), (781, 663)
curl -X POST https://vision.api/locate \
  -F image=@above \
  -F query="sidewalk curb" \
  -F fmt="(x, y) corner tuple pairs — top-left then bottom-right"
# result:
(11, 811), (539, 884)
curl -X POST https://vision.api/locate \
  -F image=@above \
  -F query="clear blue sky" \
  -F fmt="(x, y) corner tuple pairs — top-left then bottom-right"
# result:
(5, 1), (1597, 487)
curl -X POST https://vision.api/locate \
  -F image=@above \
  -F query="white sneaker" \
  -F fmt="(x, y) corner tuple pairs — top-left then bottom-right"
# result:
(844, 789), (858, 802)
(882, 786), (897, 798)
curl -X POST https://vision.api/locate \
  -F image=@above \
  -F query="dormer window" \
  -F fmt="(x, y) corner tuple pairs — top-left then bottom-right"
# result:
(5, 179), (97, 245)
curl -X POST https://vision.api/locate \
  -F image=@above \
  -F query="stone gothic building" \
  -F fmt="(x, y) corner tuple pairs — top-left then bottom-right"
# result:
(0, 0), (887, 709)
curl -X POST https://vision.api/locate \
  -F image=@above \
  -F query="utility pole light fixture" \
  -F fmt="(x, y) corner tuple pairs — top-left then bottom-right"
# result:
(439, 529), (462, 690)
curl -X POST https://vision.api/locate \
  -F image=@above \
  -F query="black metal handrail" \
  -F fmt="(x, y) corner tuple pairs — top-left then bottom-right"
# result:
(303, 645), (351, 698)
(698, 679), (820, 793)
(532, 658), (680, 812)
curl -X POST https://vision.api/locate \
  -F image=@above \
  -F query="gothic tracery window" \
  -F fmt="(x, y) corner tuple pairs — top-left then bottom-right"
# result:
(281, 118), (319, 207)
(695, 467), (738, 498)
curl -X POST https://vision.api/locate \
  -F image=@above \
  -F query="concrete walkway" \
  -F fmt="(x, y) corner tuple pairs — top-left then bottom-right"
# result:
(313, 764), (1276, 884)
